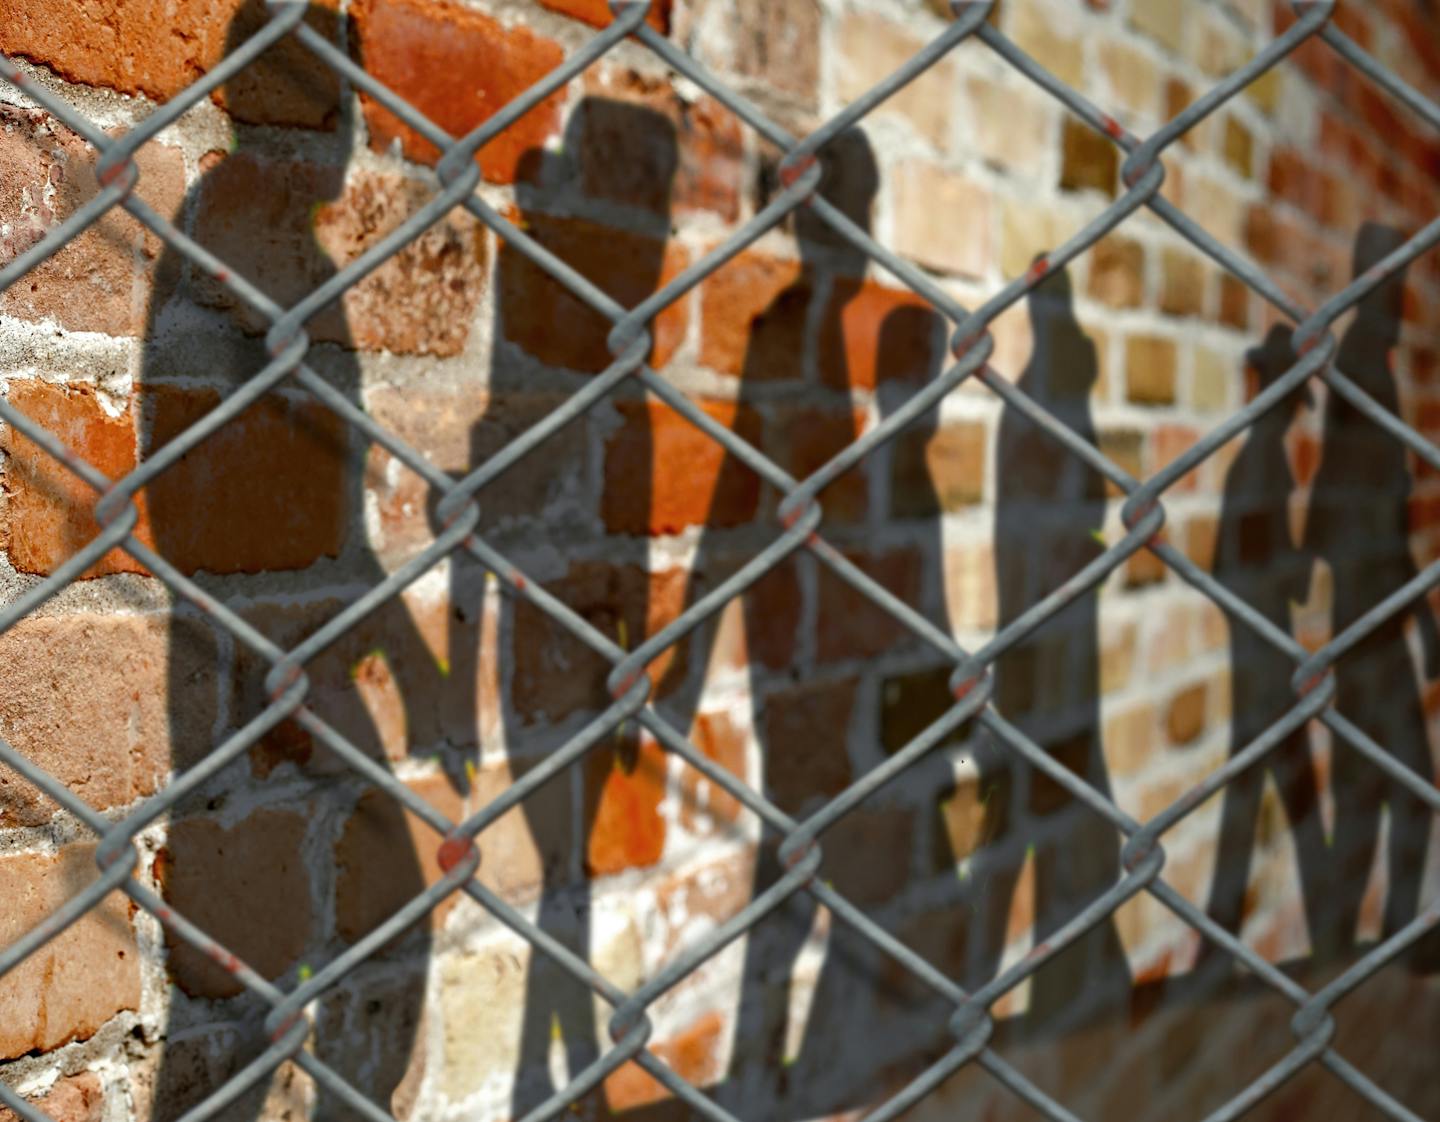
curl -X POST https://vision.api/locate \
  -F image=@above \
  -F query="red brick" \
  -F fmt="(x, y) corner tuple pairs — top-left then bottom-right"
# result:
(538, 0), (670, 31)
(0, 1075), (103, 1122)
(819, 280), (937, 393)
(0, 611), (217, 828)
(0, 0), (341, 124)
(583, 69), (744, 221)
(604, 1012), (725, 1111)
(353, 0), (566, 184)
(762, 678), (856, 812)
(700, 251), (805, 379)
(143, 385), (348, 575)
(2, 381), (144, 579)
(679, 711), (748, 832)
(815, 548), (924, 663)
(602, 399), (762, 536)
(498, 210), (689, 371)
(705, 554), (803, 675)
(510, 562), (689, 725)
(584, 734), (668, 876)
(1153, 423), (1203, 492)
(0, 844), (140, 1059)
(0, 107), (185, 336)
(156, 809), (313, 998)
(334, 775), (464, 944)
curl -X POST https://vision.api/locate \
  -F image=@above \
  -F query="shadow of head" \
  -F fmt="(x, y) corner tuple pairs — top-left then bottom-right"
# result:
(1244, 323), (1312, 414)
(1024, 264), (1098, 403)
(796, 128), (880, 271)
(515, 96), (680, 221)
(1350, 221), (1409, 341)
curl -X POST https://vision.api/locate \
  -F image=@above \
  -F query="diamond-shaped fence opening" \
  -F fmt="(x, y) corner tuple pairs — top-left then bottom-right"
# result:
(1, 1), (1439, 1121)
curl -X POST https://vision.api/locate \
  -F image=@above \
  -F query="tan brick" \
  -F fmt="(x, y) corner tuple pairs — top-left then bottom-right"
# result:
(1087, 235), (1146, 309)
(0, 845), (140, 1059)
(967, 77), (1054, 177)
(1191, 346), (1232, 412)
(732, 0), (822, 108)
(999, 198), (1077, 279)
(438, 940), (528, 1100)
(836, 13), (956, 149)
(1188, 9), (1247, 77)
(1165, 682), (1209, 745)
(1223, 116), (1255, 179)
(1159, 246), (1207, 317)
(1101, 620), (1139, 693)
(1008, 0), (1084, 87)
(892, 421), (987, 515)
(944, 543), (998, 632)
(0, 611), (218, 828)
(1247, 66), (1282, 116)
(1129, 0), (1186, 53)
(892, 162), (992, 279)
(1099, 40), (1159, 116)
(1125, 335), (1179, 405)
(1098, 427), (1144, 497)
(1060, 117), (1119, 195)
(1104, 703), (1157, 777)
(0, 107), (184, 336)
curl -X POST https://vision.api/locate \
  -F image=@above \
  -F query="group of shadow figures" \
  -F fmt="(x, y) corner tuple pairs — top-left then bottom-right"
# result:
(128, 11), (1438, 1120)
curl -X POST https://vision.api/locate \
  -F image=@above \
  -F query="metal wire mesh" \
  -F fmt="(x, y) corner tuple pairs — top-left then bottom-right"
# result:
(1, 1), (1438, 1119)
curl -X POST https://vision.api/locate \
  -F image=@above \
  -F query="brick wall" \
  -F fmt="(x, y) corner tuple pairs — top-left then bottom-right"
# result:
(1, 1), (1439, 1120)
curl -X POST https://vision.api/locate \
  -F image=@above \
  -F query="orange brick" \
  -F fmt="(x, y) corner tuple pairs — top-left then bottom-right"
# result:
(584, 735), (669, 876)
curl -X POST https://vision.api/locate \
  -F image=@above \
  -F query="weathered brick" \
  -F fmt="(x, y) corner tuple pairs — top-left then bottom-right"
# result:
(732, 0), (822, 108)
(1101, 620), (1138, 693)
(537, 0), (670, 32)
(2, 381), (143, 578)
(353, 0), (566, 184)
(0, 0), (341, 124)
(437, 940), (528, 1100)
(1223, 116), (1255, 179)
(1060, 117), (1118, 195)
(1125, 335), (1179, 406)
(0, 107), (184, 336)
(1165, 682), (1209, 745)
(1087, 235), (1146, 309)
(584, 734), (669, 876)
(602, 399), (762, 536)
(0, 1075), (103, 1122)
(1000, 198), (1079, 280)
(334, 774), (465, 944)
(1219, 272), (1252, 330)
(1191, 346), (1232, 412)
(157, 810), (313, 998)
(678, 710), (748, 832)
(1099, 40), (1159, 116)
(1098, 427), (1144, 498)
(892, 162), (992, 279)
(0, 845), (140, 1059)
(0, 611), (218, 828)
(499, 210), (689, 372)
(892, 421), (987, 515)
(1104, 703), (1157, 777)
(836, 13), (956, 149)
(143, 385), (349, 575)
(604, 1012), (727, 1111)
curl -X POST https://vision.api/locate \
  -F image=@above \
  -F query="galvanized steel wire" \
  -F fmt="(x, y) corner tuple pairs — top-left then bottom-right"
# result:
(2, 1), (1439, 1120)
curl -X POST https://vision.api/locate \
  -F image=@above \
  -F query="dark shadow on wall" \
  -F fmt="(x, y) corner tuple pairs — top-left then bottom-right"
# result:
(444, 99), (684, 1120)
(140, 3), (442, 1119)
(1305, 222), (1440, 973)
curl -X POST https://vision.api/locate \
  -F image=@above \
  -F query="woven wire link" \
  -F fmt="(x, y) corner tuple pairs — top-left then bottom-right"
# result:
(1, 1), (1438, 1120)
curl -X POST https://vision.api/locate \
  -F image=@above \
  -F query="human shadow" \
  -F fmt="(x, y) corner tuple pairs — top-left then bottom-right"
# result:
(1190, 325), (1327, 988)
(142, 3), (444, 1118)
(642, 129), (900, 1121)
(1305, 221), (1440, 972)
(984, 268), (1132, 1035)
(447, 99), (682, 1118)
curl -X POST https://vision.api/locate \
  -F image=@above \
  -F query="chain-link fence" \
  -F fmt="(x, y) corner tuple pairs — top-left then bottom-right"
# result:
(2, 1), (1439, 1119)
